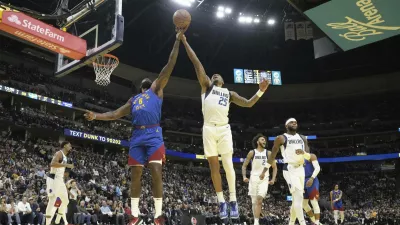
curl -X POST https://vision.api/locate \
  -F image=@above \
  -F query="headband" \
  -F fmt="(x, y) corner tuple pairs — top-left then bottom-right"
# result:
(285, 118), (297, 126)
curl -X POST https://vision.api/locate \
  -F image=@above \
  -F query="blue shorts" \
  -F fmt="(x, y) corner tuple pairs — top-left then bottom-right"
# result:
(128, 126), (165, 166)
(304, 177), (320, 200)
(333, 201), (344, 211)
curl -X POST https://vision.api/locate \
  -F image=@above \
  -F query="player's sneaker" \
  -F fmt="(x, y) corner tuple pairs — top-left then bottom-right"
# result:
(229, 201), (239, 219)
(154, 216), (165, 225)
(128, 217), (143, 225)
(219, 202), (228, 219)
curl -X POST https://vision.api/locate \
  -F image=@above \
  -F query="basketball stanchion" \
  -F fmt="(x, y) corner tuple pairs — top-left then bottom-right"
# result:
(92, 54), (119, 86)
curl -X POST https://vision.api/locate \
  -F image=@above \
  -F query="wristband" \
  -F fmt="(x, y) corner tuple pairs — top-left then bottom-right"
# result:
(256, 90), (264, 97)
(93, 114), (97, 120)
(265, 163), (271, 169)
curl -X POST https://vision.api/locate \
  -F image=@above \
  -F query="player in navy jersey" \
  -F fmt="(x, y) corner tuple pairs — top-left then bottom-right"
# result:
(330, 184), (344, 224)
(84, 31), (184, 225)
(303, 153), (321, 225)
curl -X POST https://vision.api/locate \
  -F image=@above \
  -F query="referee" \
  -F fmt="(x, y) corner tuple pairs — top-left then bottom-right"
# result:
(66, 179), (81, 224)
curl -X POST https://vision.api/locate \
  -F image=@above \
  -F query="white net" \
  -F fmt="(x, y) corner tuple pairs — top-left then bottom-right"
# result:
(92, 54), (119, 86)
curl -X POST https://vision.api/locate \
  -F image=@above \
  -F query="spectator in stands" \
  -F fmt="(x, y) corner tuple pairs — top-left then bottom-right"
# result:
(114, 201), (125, 225)
(0, 197), (8, 225)
(29, 198), (43, 225)
(100, 200), (112, 224)
(6, 199), (21, 225)
(76, 201), (91, 225)
(18, 197), (33, 225)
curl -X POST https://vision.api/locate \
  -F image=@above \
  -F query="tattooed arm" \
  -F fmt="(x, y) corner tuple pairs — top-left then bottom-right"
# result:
(151, 32), (182, 97)
(242, 150), (255, 182)
(181, 35), (211, 93)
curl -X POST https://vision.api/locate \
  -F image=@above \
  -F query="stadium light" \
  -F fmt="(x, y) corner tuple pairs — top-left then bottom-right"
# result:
(218, 6), (224, 11)
(254, 18), (260, 23)
(267, 19), (276, 25)
(238, 16), (246, 23)
(225, 8), (232, 14)
(172, 0), (192, 7)
(216, 11), (224, 18)
(245, 17), (253, 23)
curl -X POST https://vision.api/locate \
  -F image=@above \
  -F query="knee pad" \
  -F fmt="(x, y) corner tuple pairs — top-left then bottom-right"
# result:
(310, 199), (320, 214)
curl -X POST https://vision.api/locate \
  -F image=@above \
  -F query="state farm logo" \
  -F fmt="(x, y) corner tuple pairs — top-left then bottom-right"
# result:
(8, 15), (21, 25)
(7, 13), (65, 42)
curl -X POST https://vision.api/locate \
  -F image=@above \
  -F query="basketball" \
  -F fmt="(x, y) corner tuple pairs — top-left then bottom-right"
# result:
(173, 9), (191, 29)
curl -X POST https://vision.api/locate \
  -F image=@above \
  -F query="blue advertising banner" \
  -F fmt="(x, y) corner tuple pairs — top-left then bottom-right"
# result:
(0, 85), (73, 108)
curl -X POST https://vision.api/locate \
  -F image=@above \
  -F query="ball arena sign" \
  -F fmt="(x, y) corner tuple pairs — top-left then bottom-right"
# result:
(305, 0), (400, 51)
(0, 10), (86, 60)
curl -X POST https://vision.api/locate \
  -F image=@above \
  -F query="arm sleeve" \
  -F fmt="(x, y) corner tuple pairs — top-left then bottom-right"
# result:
(311, 160), (321, 178)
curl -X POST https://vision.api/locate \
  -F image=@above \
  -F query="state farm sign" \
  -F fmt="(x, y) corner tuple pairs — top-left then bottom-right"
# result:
(0, 11), (86, 60)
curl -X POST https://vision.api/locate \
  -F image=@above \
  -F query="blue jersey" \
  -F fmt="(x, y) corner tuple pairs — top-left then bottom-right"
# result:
(131, 89), (162, 126)
(332, 190), (343, 204)
(304, 159), (314, 178)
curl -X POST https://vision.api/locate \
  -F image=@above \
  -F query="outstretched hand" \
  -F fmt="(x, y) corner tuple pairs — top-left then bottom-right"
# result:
(175, 26), (187, 41)
(84, 110), (96, 121)
(259, 78), (271, 92)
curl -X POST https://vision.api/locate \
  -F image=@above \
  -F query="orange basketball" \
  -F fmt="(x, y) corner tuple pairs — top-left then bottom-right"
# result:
(173, 9), (191, 29)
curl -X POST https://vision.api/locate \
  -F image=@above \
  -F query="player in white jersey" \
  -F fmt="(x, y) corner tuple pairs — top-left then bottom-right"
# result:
(181, 35), (270, 219)
(242, 134), (277, 225)
(45, 141), (74, 225)
(262, 118), (311, 225)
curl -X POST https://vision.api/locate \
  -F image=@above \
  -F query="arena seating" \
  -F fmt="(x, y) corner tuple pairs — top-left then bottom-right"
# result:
(1, 61), (400, 225)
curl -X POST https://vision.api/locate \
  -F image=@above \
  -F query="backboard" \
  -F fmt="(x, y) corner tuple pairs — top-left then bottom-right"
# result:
(54, 0), (124, 78)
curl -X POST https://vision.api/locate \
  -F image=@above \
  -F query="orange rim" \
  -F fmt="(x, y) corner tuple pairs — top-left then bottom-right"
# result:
(92, 54), (119, 67)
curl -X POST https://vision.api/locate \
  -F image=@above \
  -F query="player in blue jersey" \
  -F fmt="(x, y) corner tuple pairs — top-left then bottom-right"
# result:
(84, 31), (184, 225)
(303, 153), (321, 225)
(330, 184), (344, 225)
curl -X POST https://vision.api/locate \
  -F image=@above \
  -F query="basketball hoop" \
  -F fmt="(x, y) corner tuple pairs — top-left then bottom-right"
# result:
(92, 54), (119, 86)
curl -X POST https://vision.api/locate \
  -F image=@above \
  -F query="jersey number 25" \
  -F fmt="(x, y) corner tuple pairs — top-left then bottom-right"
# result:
(218, 97), (227, 106)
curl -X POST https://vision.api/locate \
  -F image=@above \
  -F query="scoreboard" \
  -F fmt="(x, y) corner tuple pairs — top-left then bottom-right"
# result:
(233, 69), (282, 85)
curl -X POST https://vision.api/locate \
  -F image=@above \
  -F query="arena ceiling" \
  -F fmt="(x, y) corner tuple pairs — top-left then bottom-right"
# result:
(2, 0), (400, 84)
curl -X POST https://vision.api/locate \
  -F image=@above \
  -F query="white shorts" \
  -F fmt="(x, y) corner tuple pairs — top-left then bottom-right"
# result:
(202, 124), (233, 157)
(283, 164), (305, 194)
(53, 179), (68, 200)
(248, 175), (269, 198)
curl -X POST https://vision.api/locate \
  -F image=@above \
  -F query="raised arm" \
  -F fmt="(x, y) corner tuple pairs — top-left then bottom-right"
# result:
(84, 98), (132, 121)
(151, 32), (182, 96)
(242, 150), (255, 182)
(181, 35), (211, 92)
(230, 79), (270, 108)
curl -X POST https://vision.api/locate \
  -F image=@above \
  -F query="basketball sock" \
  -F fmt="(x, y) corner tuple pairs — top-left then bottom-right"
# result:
(154, 198), (162, 218)
(254, 218), (259, 225)
(216, 192), (225, 203)
(221, 153), (236, 202)
(315, 219), (320, 225)
(334, 211), (339, 224)
(131, 198), (139, 217)
(340, 212), (344, 223)
(229, 192), (237, 202)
